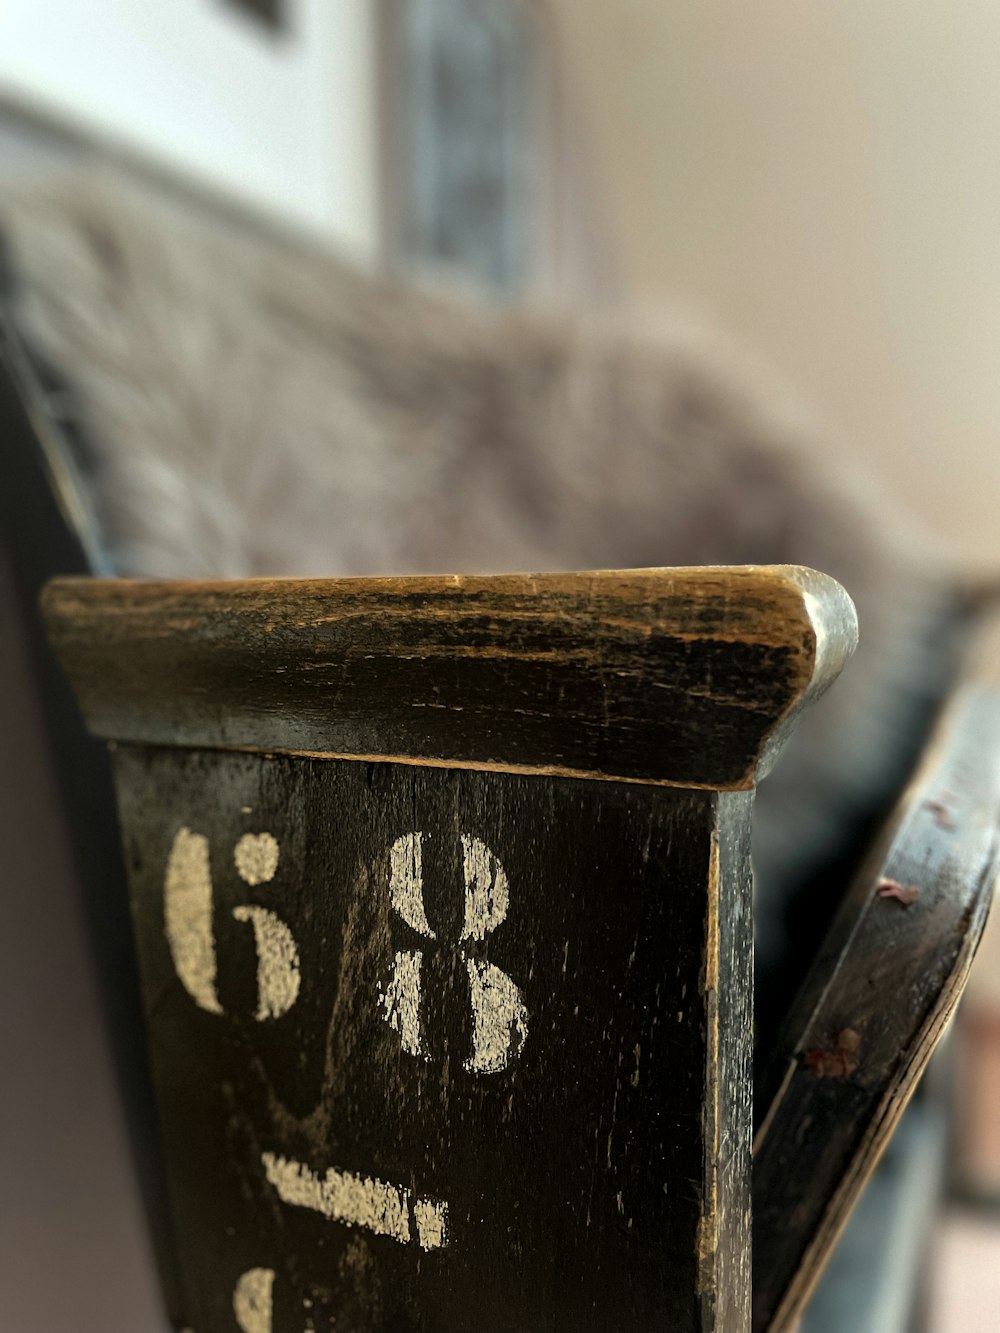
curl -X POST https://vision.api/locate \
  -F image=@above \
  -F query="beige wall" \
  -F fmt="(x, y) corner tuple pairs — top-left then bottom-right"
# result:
(552, 1), (1000, 568)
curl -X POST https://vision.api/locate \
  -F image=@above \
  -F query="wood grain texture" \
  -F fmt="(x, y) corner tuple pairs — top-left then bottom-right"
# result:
(752, 608), (1000, 1332)
(113, 747), (753, 1332)
(42, 565), (856, 790)
(703, 795), (754, 1331)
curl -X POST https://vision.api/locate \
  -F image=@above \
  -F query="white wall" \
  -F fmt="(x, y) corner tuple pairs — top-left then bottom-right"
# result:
(0, 0), (379, 262)
(552, 1), (1000, 569)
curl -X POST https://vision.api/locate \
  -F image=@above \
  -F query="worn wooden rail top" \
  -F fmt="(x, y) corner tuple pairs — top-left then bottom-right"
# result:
(43, 565), (856, 790)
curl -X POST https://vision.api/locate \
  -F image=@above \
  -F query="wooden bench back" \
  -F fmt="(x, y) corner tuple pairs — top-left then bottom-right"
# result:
(44, 567), (856, 1333)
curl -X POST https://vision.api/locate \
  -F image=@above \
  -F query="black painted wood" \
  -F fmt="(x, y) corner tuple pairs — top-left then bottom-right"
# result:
(45, 565), (856, 1331)
(752, 612), (1000, 1332)
(114, 747), (752, 1332)
(42, 567), (856, 791)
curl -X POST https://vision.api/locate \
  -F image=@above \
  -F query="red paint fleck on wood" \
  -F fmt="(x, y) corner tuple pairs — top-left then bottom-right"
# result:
(803, 1028), (861, 1079)
(924, 799), (955, 830)
(876, 878), (921, 907)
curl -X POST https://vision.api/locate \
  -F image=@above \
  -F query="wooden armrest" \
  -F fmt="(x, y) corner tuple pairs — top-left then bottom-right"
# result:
(753, 605), (1000, 1332)
(44, 566), (855, 1333)
(42, 565), (855, 790)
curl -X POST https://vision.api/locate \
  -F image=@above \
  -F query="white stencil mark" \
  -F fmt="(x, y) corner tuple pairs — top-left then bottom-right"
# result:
(233, 1267), (274, 1333)
(164, 826), (299, 1022)
(234, 832), (280, 886)
(164, 827), (222, 1014)
(381, 833), (434, 1056)
(461, 835), (509, 941)
(377, 948), (424, 1057)
(380, 831), (528, 1073)
(389, 832), (435, 937)
(464, 958), (530, 1074)
(232, 906), (301, 1020)
(414, 1197), (449, 1250)
(262, 1152), (448, 1251)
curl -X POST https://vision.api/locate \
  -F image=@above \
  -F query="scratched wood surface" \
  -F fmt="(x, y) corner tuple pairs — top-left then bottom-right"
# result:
(113, 748), (752, 1333)
(752, 608), (1000, 1332)
(42, 567), (856, 790)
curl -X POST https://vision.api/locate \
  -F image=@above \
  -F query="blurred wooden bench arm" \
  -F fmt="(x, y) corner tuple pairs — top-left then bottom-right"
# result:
(753, 601), (1000, 1332)
(43, 565), (854, 1333)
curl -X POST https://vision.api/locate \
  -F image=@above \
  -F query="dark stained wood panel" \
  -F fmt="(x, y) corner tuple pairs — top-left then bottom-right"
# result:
(113, 746), (753, 1332)
(44, 560), (859, 1329)
(43, 566), (856, 790)
(752, 610), (1000, 1332)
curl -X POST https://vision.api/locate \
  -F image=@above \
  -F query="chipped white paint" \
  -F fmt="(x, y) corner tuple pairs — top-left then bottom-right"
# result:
(232, 905), (301, 1020)
(378, 948), (424, 1056)
(464, 958), (529, 1074)
(389, 832), (435, 937)
(261, 1152), (448, 1251)
(164, 827), (222, 1014)
(460, 834), (509, 941)
(233, 1267), (274, 1333)
(234, 831), (280, 886)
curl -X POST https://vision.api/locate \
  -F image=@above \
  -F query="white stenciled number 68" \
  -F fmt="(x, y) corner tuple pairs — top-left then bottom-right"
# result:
(163, 824), (528, 1073)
